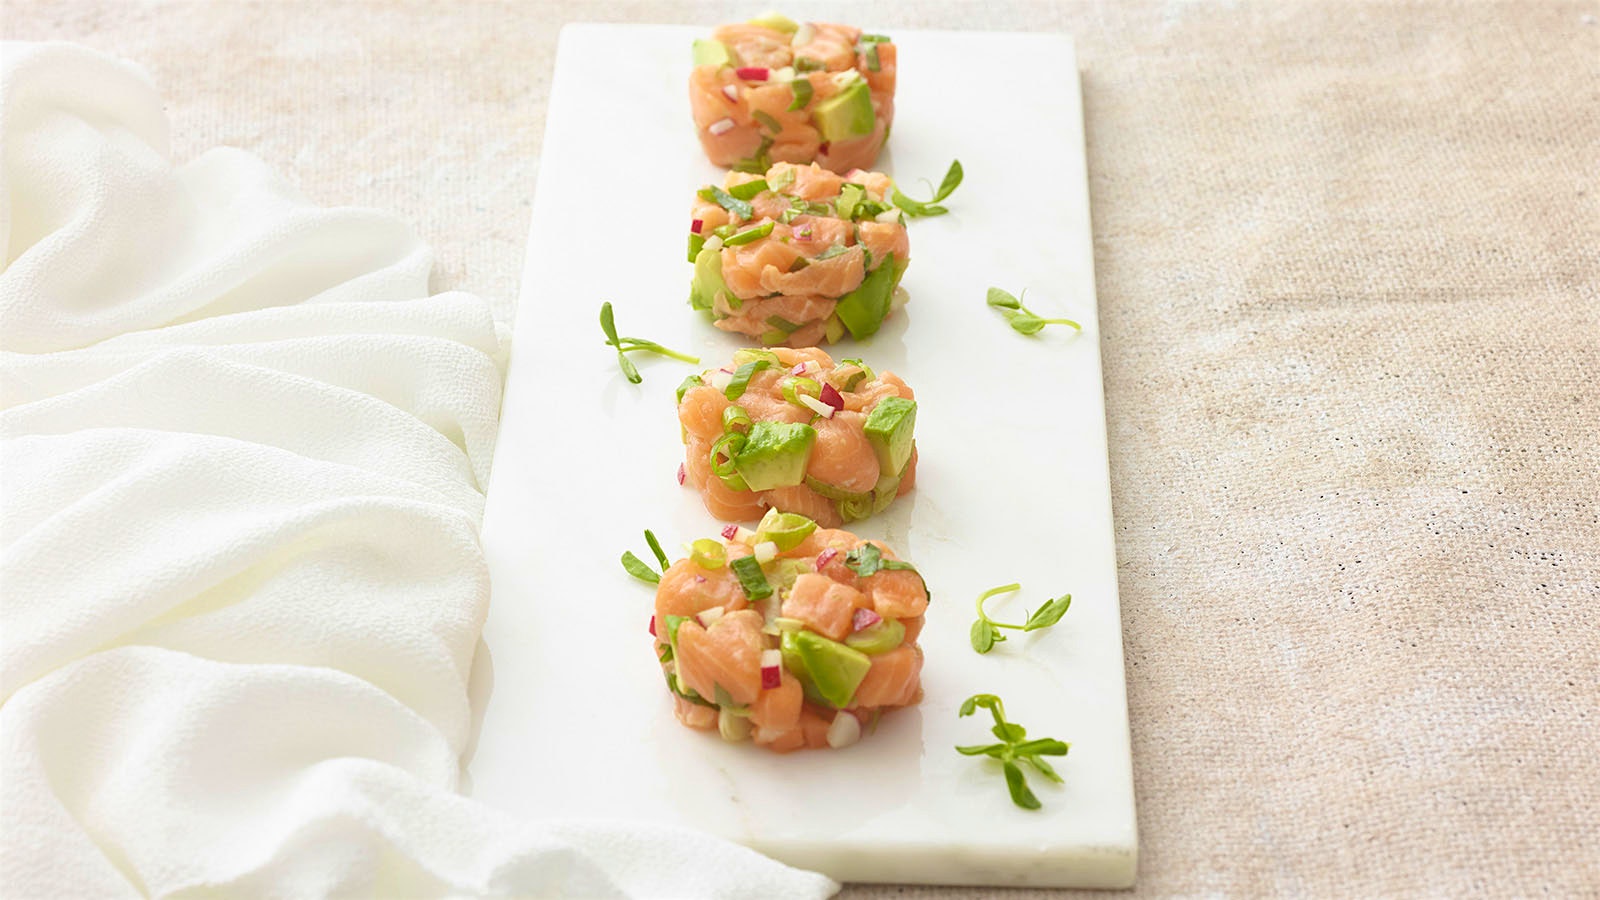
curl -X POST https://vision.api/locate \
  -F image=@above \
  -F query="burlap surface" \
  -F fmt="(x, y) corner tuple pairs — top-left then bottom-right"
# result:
(5, 0), (1596, 895)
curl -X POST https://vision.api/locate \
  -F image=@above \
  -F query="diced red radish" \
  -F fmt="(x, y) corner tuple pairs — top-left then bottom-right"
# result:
(721, 524), (739, 540)
(798, 394), (834, 418)
(816, 548), (838, 569)
(754, 541), (778, 564)
(690, 219), (703, 234)
(722, 84), (739, 102)
(649, 615), (657, 637)
(818, 383), (844, 411)
(694, 575), (707, 584)
(677, 463), (687, 485)
(696, 606), (725, 628)
(735, 66), (769, 81)
(852, 608), (882, 632)
(707, 369), (733, 392)
(825, 710), (861, 748)
(708, 118), (736, 136)
(818, 141), (830, 154)
(760, 649), (782, 689)
(791, 363), (806, 376)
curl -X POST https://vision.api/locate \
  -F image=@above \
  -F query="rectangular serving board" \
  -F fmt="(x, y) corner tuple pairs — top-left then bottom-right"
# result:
(472, 24), (1136, 889)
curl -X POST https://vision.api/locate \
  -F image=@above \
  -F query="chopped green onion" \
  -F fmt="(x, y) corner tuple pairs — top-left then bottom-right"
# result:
(837, 183), (865, 220)
(767, 315), (804, 333)
(698, 185), (754, 218)
(813, 244), (852, 262)
(733, 349), (780, 366)
(755, 509), (818, 551)
(721, 404), (753, 434)
(794, 56), (822, 73)
(729, 179), (769, 201)
(785, 255), (809, 271)
(769, 166), (796, 189)
(863, 44), (881, 72)
(732, 136), (773, 173)
(691, 538), (726, 569)
(859, 33), (891, 43)
(751, 110), (783, 134)
(835, 358), (875, 391)
(723, 222), (775, 246)
(709, 431), (746, 477)
(787, 78), (813, 110)
(676, 374), (704, 403)
(730, 554), (773, 601)
(687, 232), (705, 263)
(724, 358), (771, 399)
(781, 376), (821, 406)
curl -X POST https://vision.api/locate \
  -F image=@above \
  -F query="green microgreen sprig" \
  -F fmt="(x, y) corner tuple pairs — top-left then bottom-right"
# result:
(892, 159), (963, 217)
(620, 529), (670, 584)
(599, 302), (699, 384)
(956, 694), (1070, 810)
(970, 583), (1072, 654)
(985, 287), (1081, 336)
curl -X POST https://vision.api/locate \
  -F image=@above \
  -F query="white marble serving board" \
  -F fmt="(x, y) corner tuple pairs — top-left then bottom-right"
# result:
(471, 24), (1136, 888)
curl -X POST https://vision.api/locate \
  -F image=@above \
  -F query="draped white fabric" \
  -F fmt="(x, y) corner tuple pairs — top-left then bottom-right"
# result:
(0, 41), (836, 899)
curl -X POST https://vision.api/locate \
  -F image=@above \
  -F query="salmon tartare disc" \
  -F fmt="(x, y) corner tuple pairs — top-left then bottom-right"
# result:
(690, 14), (895, 173)
(678, 346), (918, 527)
(652, 513), (928, 752)
(689, 161), (909, 347)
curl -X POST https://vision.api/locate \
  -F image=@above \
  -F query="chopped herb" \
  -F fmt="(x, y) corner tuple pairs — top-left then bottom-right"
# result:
(813, 244), (853, 261)
(955, 694), (1069, 810)
(723, 221), (775, 246)
(837, 183), (866, 220)
(767, 315), (804, 333)
(785, 255), (809, 271)
(788, 78), (813, 110)
(969, 583), (1072, 654)
(698, 185), (753, 218)
(891, 159), (964, 217)
(752, 110), (783, 134)
(724, 358), (771, 400)
(599, 302), (700, 384)
(844, 544), (920, 578)
(730, 554), (773, 601)
(729, 178), (769, 200)
(986, 287), (1081, 336)
(620, 528), (670, 584)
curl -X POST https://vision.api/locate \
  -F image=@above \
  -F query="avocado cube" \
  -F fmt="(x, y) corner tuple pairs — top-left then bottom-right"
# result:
(781, 629), (872, 708)
(863, 396), (916, 476)
(693, 39), (732, 68)
(746, 12), (799, 34)
(832, 252), (896, 339)
(811, 78), (874, 143)
(732, 421), (816, 491)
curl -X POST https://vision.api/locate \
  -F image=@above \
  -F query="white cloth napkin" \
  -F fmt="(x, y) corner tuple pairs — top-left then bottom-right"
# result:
(0, 41), (837, 899)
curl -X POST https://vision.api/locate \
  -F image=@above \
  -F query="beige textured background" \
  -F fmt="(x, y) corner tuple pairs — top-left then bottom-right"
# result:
(6, 0), (1598, 896)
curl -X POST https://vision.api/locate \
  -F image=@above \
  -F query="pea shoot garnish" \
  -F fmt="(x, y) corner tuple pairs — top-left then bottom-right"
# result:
(956, 694), (1070, 810)
(620, 528), (670, 584)
(970, 583), (1071, 654)
(986, 287), (1081, 336)
(599, 302), (699, 384)
(892, 159), (963, 217)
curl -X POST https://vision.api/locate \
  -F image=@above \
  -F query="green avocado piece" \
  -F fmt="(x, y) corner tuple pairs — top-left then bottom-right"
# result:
(823, 314), (846, 344)
(689, 246), (727, 312)
(845, 617), (905, 655)
(747, 12), (799, 33)
(832, 252), (896, 339)
(864, 396), (916, 476)
(781, 629), (872, 708)
(804, 473), (871, 503)
(870, 471), (901, 514)
(693, 39), (732, 67)
(812, 77), (875, 143)
(732, 421), (816, 491)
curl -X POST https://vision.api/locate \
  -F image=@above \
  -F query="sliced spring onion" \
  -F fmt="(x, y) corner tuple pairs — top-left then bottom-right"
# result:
(780, 375), (821, 406)
(752, 110), (783, 134)
(687, 232), (705, 263)
(728, 178), (769, 200)
(734, 348), (780, 365)
(731, 135), (774, 173)
(778, 207), (801, 225)
(787, 78), (813, 110)
(730, 554), (773, 601)
(794, 55), (821, 72)
(766, 315), (804, 333)
(724, 358), (771, 400)
(863, 43), (881, 72)
(721, 404), (753, 434)
(709, 431), (747, 477)
(769, 166), (796, 189)
(754, 509), (818, 551)
(723, 221), (775, 246)
(813, 244), (853, 262)
(837, 183), (865, 220)
(676, 374), (704, 404)
(698, 185), (753, 218)
(836, 358), (874, 390)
